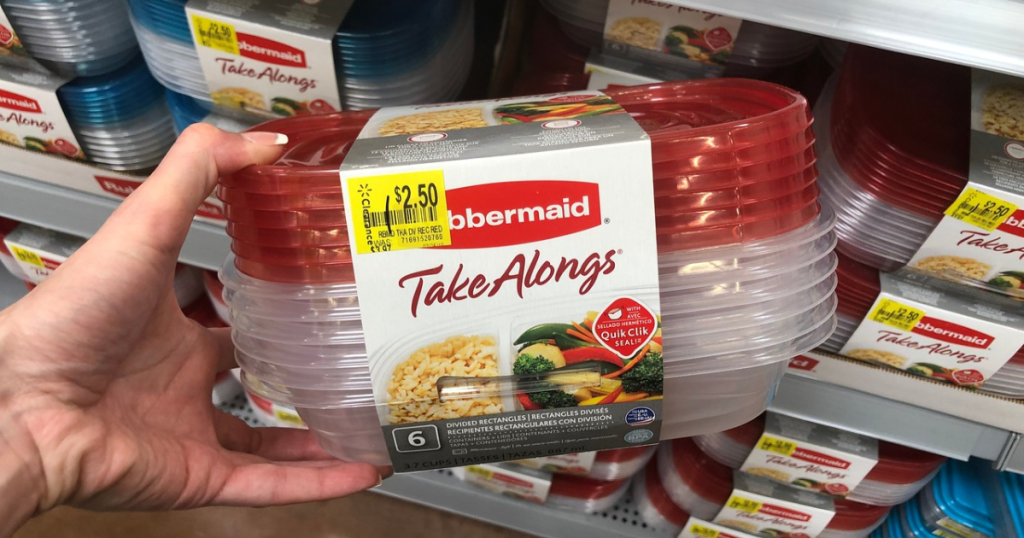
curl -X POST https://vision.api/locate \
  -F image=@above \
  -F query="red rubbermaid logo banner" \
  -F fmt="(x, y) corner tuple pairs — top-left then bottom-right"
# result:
(95, 176), (225, 220)
(236, 33), (306, 68)
(997, 210), (1024, 239)
(492, 473), (532, 487)
(791, 448), (851, 469)
(40, 257), (61, 271)
(0, 89), (40, 113)
(759, 504), (812, 522)
(0, 25), (14, 45)
(443, 180), (601, 249)
(911, 317), (993, 349)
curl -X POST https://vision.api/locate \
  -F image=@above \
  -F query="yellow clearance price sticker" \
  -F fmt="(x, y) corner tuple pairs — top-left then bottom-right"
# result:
(757, 434), (797, 456)
(466, 466), (494, 479)
(273, 409), (303, 426)
(687, 523), (720, 538)
(347, 170), (450, 255)
(191, 14), (239, 55)
(945, 187), (1018, 231)
(726, 495), (763, 514)
(9, 246), (43, 267)
(869, 298), (925, 332)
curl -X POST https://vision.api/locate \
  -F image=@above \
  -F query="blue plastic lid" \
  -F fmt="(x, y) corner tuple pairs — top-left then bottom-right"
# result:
(902, 500), (934, 538)
(930, 461), (995, 536)
(1001, 472), (1024, 536)
(165, 89), (211, 133)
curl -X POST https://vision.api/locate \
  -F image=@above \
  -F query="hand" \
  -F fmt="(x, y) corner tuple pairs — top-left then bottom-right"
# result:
(0, 125), (384, 537)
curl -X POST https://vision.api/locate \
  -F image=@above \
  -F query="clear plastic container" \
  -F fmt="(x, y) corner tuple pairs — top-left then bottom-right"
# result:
(656, 439), (732, 520)
(586, 446), (656, 481)
(983, 464), (1024, 538)
(819, 499), (891, 538)
(917, 461), (994, 538)
(633, 456), (690, 534)
(693, 414), (946, 506)
(546, 474), (630, 514)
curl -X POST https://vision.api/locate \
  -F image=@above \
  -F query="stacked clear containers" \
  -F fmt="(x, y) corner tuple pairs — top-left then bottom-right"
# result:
(57, 57), (176, 172)
(817, 45), (969, 272)
(218, 79), (837, 466)
(916, 461), (995, 538)
(127, 0), (473, 112)
(547, 474), (631, 514)
(823, 251), (1024, 398)
(0, 0), (139, 76)
(538, 0), (819, 75)
(658, 439), (892, 538)
(586, 446), (656, 481)
(692, 414), (948, 506)
(634, 456), (691, 533)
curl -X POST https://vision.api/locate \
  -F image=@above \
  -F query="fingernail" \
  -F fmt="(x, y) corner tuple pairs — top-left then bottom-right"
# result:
(377, 465), (395, 480)
(241, 132), (289, 145)
(372, 474), (384, 488)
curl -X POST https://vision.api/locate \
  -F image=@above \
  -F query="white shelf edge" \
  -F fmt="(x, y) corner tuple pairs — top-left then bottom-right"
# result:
(665, 0), (1024, 77)
(0, 171), (230, 271)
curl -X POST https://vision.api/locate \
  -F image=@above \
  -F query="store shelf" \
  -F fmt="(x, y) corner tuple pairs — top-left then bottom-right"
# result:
(219, 395), (668, 538)
(667, 0), (1024, 77)
(772, 352), (1024, 472)
(0, 270), (26, 309)
(0, 171), (230, 271)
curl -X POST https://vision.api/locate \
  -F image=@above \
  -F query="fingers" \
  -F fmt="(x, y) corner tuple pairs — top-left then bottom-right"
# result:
(214, 412), (338, 462)
(213, 460), (381, 507)
(208, 328), (238, 372)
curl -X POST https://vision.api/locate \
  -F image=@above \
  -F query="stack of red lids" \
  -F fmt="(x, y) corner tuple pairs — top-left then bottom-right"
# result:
(818, 45), (970, 271)
(221, 80), (819, 284)
(513, 7), (590, 96)
(547, 473), (630, 514)
(634, 456), (691, 532)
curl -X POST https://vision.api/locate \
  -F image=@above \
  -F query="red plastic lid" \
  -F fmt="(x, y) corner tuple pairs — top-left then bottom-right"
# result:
(0, 216), (18, 255)
(643, 458), (691, 526)
(670, 438), (733, 505)
(203, 270), (224, 304)
(596, 446), (651, 463)
(655, 185), (819, 231)
(828, 499), (891, 530)
(867, 442), (947, 484)
(24, 281), (35, 291)
(513, 72), (590, 96)
(656, 202), (820, 253)
(226, 223), (349, 248)
(550, 474), (628, 500)
(836, 251), (881, 294)
(231, 242), (353, 266)
(182, 297), (225, 328)
(234, 256), (354, 284)
(652, 146), (817, 195)
(654, 165), (817, 207)
(722, 413), (767, 447)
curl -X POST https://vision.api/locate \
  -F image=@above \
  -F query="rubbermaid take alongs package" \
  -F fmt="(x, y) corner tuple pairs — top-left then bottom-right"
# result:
(840, 267), (1024, 387)
(338, 92), (663, 472)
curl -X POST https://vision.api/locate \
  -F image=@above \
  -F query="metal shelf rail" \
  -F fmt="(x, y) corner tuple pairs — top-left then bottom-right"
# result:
(666, 0), (1024, 77)
(0, 171), (230, 271)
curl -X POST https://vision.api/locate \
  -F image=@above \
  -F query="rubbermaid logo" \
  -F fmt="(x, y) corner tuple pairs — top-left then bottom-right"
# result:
(0, 89), (40, 113)
(998, 210), (1024, 239)
(759, 503), (812, 522)
(94, 176), (224, 220)
(0, 24), (14, 45)
(237, 33), (306, 67)
(442, 180), (601, 249)
(791, 448), (851, 469)
(911, 317), (993, 349)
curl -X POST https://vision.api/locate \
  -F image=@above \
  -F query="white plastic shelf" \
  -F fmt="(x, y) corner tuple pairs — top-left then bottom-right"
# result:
(0, 171), (230, 271)
(666, 0), (1024, 77)
(772, 352), (1024, 472)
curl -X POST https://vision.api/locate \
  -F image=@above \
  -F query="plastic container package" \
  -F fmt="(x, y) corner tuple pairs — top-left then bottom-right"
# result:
(56, 56), (176, 172)
(128, 0), (473, 111)
(0, 0), (139, 76)
(985, 466), (1024, 538)
(633, 456), (691, 533)
(587, 446), (657, 481)
(546, 474), (631, 514)
(916, 461), (994, 538)
(658, 439), (889, 538)
(817, 45), (969, 271)
(220, 80), (837, 466)
(538, 0), (819, 75)
(692, 414), (947, 506)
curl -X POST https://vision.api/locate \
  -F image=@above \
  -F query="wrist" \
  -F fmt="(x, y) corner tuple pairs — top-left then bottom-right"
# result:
(0, 413), (45, 538)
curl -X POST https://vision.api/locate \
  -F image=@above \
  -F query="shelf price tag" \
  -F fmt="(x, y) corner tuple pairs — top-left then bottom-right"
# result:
(346, 170), (450, 255)
(944, 187), (1017, 231)
(869, 299), (924, 332)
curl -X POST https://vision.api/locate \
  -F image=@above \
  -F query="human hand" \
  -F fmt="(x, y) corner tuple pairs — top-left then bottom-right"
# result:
(0, 125), (384, 537)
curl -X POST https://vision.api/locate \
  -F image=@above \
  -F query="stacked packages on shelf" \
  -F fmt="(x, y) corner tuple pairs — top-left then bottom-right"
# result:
(0, 0), (139, 76)
(984, 465), (1024, 538)
(816, 45), (969, 272)
(127, 0), (473, 113)
(217, 80), (837, 467)
(56, 57), (176, 172)
(538, 0), (819, 76)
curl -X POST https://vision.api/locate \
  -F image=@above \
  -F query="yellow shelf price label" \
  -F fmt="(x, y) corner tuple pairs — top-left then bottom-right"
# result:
(945, 187), (1017, 231)
(687, 523), (721, 538)
(9, 245), (43, 267)
(191, 14), (239, 55)
(726, 495), (763, 514)
(869, 298), (925, 332)
(347, 170), (451, 255)
(757, 434), (797, 456)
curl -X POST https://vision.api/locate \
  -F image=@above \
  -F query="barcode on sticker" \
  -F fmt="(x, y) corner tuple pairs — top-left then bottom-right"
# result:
(8, 246), (42, 267)
(191, 15), (239, 54)
(726, 495), (762, 514)
(757, 435), (796, 456)
(366, 207), (439, 228)
(347, 170), (451, 254)
(945, 187), (1018, 231)
(869, 299), (924, 332)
